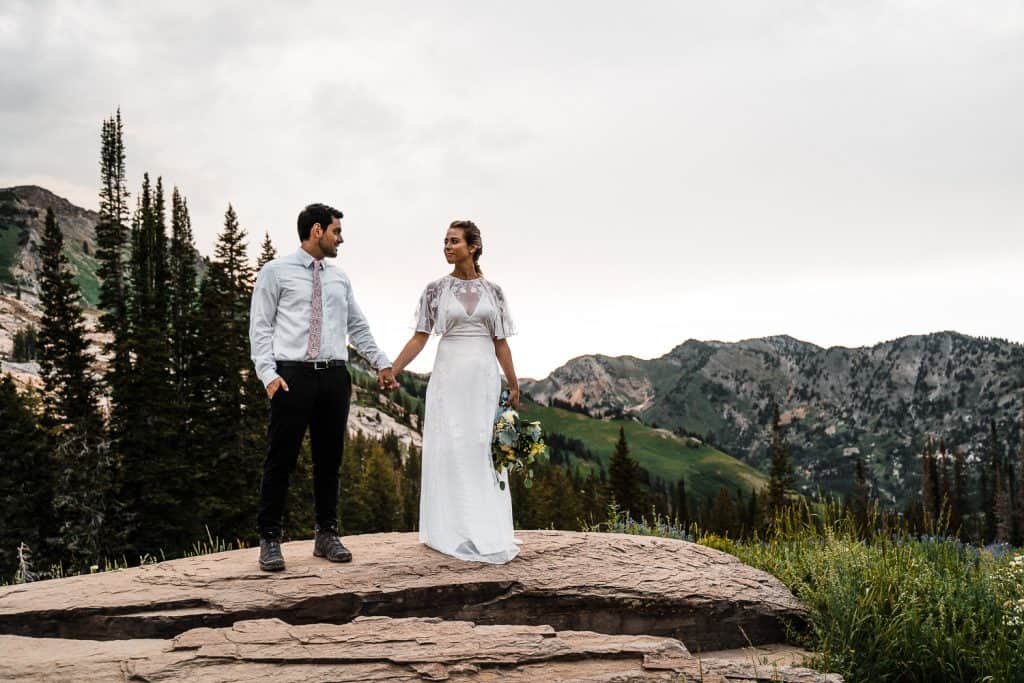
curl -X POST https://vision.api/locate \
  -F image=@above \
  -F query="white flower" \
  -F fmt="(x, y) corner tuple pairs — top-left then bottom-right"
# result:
(501, 409), (517, 423)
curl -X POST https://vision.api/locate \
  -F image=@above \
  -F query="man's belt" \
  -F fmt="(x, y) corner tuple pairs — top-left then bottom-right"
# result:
(276, 359), (347, 370)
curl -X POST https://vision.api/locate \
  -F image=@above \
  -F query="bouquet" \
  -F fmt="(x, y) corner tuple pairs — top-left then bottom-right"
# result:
(491, 390), (548, 490)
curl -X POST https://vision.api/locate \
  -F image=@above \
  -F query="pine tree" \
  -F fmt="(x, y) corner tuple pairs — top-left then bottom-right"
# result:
(765, 403), (794, 523)
(952, 448), (967, 538)
(984, 421), (1000, 542)
(1016, 407), (1024, 546)
(674, 477), (689, 526)
(257, 231), (277, 268)
(607, 426), (643, 516)
(921, 438), (938, 523)
(528, 464), (583, 530)
(361, 445), (402, 532)
(184, 204), (265, 545)
(710, 487), (737, 536)
(746, 489), (762, 534)
(400, 446), (421, 531)
(851, 457), (871, 537)
(37, 208), (100, 432)
(339, 433), (369, 534)
(117, 174), (182, 558)
(95, 110), (132, 440)
(0, 377), (54, 578)
(168, 187), (198, 396)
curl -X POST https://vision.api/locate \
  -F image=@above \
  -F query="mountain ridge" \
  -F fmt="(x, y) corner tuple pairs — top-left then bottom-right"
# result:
(523, 331), (1024, 506)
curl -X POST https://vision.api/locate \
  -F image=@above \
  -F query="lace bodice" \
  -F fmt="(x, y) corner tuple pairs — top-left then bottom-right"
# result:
(413, 275), (516, 339)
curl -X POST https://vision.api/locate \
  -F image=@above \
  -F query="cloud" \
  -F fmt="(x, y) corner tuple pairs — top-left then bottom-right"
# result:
(2, 0), (1023, 377)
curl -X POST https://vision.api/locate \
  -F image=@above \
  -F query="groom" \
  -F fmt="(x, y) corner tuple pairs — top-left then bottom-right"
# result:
(249, 202), (398, 572)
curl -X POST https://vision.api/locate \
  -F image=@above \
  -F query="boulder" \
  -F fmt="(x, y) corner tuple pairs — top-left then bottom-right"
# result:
(0, 531), (803, 652)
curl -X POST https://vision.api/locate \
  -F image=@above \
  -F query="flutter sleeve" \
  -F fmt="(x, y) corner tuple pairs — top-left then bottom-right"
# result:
(486, 280), (516, 339)
(412, 279), (444, 335)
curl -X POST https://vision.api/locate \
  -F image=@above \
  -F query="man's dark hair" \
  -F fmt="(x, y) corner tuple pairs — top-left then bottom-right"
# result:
(297, 203), (343, 241)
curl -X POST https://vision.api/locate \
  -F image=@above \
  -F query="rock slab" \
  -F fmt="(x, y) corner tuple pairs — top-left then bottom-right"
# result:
(0, 616), (841, 682)
(0, 531), (803, 652)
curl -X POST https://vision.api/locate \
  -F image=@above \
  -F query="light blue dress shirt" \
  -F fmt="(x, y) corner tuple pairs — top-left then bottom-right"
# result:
(249, 248), (391, 387)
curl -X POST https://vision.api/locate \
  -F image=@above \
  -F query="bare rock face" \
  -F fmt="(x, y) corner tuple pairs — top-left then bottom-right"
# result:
(0, 531), (840, 680)
(0, 531), (803, 652)
(0, 616), (841, 682)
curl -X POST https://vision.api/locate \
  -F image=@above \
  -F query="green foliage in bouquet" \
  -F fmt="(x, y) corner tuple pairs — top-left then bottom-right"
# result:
(492, 402), (548, 491)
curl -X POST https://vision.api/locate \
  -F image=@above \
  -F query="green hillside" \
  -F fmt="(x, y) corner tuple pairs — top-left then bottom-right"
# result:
(519, 401), (768, 503)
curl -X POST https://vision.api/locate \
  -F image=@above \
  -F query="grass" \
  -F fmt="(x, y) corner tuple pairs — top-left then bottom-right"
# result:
(519, 401), (768, 502)
(590, 504), (1024, 682)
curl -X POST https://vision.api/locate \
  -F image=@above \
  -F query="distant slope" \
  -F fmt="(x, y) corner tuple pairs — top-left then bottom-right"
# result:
(523, 333), (1024, 507)
(519, 401), (768, 503)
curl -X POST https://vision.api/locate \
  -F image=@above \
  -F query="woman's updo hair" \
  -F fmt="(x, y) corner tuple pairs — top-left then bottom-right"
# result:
(450, 220), (483, 276)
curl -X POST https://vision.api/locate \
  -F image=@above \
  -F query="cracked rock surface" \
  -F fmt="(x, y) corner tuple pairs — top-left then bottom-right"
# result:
(1, 616), (840, 682)
(0, 531), (840, 681)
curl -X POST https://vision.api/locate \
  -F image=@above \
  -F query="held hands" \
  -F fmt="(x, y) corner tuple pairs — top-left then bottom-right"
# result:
(378, 367), (400, 391)
(266, 376), (289, 399)
(507, 385), (520, 410)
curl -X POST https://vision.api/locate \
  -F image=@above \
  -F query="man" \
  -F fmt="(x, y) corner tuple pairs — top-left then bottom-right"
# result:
(249, 203), (398, 572)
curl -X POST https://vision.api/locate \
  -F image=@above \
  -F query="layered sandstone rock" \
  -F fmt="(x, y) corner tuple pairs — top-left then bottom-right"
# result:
(0, 531), (839, 681)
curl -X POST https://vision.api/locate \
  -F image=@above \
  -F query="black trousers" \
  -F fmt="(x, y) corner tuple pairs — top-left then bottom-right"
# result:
(257, 363), (352, 538)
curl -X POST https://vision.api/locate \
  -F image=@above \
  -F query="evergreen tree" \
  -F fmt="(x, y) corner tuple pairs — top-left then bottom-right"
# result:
(710, 487), (737, 536)
(984, 421), (1001, 542)
(607, 426), (643, 516)
(952, 447), (967, 538)
(339, 433), (369, 534)
(674, 477), (689, 526)
(361, 445), (401, 532)
(995, 464), (1013, 544)
(921, 438), (939, 522)
(95, 110), (132, 443)
(400, 446), (421, 531)
(1016, 409), (1024, 546)
(11, 325), (37, 362)
(168, 187), (198, 397)
(37, 207), (116, 568)
(185, 204), (264, 544)
(746, 489), (762, 534)
(528, 464), (583, 530)
(37, 207), (100, 432)
(765, 403), (794, 523)
(851, 457), (871, 536)
(117, 174), (181, 558)
(0, 377), (53, 578)
(257, 231), (277, 268)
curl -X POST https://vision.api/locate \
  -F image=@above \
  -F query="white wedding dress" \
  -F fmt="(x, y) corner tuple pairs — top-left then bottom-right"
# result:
(414, 275), (521, 564)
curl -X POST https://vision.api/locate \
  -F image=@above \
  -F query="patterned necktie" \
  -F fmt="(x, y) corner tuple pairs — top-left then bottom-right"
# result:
(306, 260), (322, 359)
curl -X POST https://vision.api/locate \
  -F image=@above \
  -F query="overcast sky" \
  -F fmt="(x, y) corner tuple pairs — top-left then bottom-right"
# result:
(2, 1), (1022, 378)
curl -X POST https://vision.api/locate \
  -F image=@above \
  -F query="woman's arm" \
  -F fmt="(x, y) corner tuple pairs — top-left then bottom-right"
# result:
(493, 338), (520, 409)
(391, 332), (430, 376)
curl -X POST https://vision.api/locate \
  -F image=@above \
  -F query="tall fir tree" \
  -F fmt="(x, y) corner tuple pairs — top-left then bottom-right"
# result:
(257, 231), (277, 269)
(190, 205), (261, 542)
(95, 110), (132, 441)
(400, 446), (422, 531)
(37, 207), (118, 568)
(118, 174), (181, 558)
(921, 438), (939, 522)
(952, 447), (967, 538)
(850, 457), (871, 536)
(607, 426), (644, 516)
(674, 477), (689, 526)
(37, 208), (101, 433)
(168, 187), (198, 395)
(360, 445), (402, 532)
(765, 402), (794, 524)
(980, 420), (998, 543)
(0, 377), (54, 578)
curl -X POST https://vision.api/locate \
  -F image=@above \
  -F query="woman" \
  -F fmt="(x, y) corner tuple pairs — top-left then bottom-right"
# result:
(391, 220), (521, 564)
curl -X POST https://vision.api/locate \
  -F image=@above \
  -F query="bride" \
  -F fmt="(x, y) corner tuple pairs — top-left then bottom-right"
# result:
(391, 220), (521, 564)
